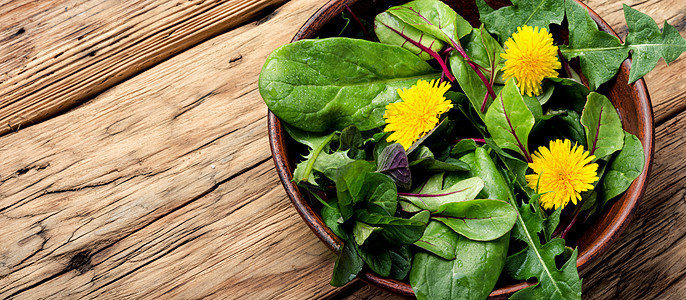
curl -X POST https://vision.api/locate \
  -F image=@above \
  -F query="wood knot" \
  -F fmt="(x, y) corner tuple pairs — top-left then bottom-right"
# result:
(68, 251), (92, 274)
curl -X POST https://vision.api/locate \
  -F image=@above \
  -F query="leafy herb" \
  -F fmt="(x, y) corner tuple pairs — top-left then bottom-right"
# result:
(580, 92), (624, 160)
(479, 0), (565, 42)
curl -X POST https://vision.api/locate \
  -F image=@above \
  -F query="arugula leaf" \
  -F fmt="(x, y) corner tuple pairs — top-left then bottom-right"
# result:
(375, 12), (445, 61)
(479, 0), (565, 42)
(484, 79), (535, 162)
(387, 0), (472, 48)
(598, 132), (644, 206)
(560, 0), (629, 90)
(433, 199), (517, 241)
(260, 38), (440, 132)
(623, 4), (686, 83)
(580, 92), (624, 160)
(410, 231), (509, 300)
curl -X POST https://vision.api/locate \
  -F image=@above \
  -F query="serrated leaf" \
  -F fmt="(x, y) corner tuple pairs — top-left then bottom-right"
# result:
(623, 4), (686, 83)
(560, 0), (629, 90)
(484, 78), (535, 161)
(479, 0), (564, 42)
(387, 0), (472, 48)
(375, 12), (445, 61)
(580, 92), (624, 160)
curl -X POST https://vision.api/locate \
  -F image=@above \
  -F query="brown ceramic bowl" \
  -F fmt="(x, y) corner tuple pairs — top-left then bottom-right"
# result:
(267, 0), (654, 297)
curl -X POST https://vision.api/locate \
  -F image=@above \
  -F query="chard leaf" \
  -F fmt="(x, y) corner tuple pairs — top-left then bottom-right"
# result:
(580, 92), (624, 160)
(387, 0), (472, 48)
(467, 147), (581, 299)
(560, 0), (629, 90)
(409, 146), (470, 172)
(599, 132), (644, 206)
(484, 79), (535, 162)
(389, 245), (413, 280)
(399, 177), (485, 212)
(375, 12), (445, 61)
(479, 0), (565, 42)
(410, 231), (509, 300)
(355, 210), (426, 244)
(414, 220), (459, 260)
(449, 26), (504, 118)
(433, 199), (517, 241)
(623, 4), (686, 83)
(377, 143), (412, 190)
(354, 221), (382, 246)
(259, 38), (440, 132)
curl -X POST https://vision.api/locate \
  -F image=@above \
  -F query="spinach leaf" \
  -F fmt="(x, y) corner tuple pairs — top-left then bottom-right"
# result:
(389, 245), (413, 280)
(321, 200), (346, 239)
(336, 160), (377, 220)
(356, 241), (392, 277)
(598, 132), (644, 206)
(375, 12), (445, 61)
(414, 220), (459, 260)
(260, 38), (440, 132)
(387, 0), (472, 48)
(433, 199), (517, 241)
(580, 92), (624, 160)
(484, 79), (535, 162)
(354, 221), (382, 246)
(355, 210), (426, 244)
(364, 173), (399, 216)
(623, 4), (686, 83)
(410, 231), (509, 300)
(330, 241), (364, 286)
(479, 0), (565, 42)
(410, 146), (470, 173)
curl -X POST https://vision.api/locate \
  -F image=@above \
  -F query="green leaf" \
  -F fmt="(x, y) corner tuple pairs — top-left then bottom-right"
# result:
(335, 160), (377, 220)
(484, 79), (535, 161)
(355, 210), (426, 245)
(484, 137), (529, 188)
(377, 143), (412, 190)
(410, 231), (509, 300)
(387, 0), (472, 48)
(399, 177), (485, 212)
(599, 132), (644, 205)
(259, 38), (440, 132)
(357, 242), (392, 277)
(363, 173), (399, 216)
(354, 221), (382, 246)
(475, 0), (494, 16)
(321, 200), (346, 239)
(389, 245), (413, 280)
(414, 220), (459, 260)
(449, 27), (505, 119)
(433, 199), (517, 241)
(375, 12), (445, 61)
(459, 147), (511, 202)
(330, 241), (364, 286)
(294, 150), (355, 184)
(410, 146), (470, 172)
(580, 92), (624, 160)
(623, 5), (686, 83)
(560, 0), (629, 90)
(479, 0), (565, 42)
(451, 139), (478, 158)
(509, 249), (582, 299)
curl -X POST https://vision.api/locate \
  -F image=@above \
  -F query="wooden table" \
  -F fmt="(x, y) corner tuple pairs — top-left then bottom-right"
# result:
(0, 0), (683, 298)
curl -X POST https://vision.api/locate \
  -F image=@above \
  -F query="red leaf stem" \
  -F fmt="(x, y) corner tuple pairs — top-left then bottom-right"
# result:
(344, 5), (372, 41)
(381, 23), (455, 81)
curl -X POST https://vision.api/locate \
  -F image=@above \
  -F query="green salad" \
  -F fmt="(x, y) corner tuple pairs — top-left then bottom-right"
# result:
(258, 0), (685, 299)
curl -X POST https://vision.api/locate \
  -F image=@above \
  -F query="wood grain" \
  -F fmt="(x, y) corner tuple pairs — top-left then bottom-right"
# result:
(0, 0), (287, 136)
(0, 0), (337, 298)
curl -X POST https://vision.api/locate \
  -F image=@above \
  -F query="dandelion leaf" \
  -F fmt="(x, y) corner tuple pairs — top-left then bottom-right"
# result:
(479, 0), (564, 42)
(623, 4), (686, 83)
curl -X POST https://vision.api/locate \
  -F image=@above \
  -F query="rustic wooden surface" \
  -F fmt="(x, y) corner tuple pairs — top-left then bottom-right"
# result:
(0, 0), (683, 299)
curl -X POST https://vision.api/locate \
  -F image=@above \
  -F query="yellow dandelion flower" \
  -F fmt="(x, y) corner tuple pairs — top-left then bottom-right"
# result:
(526, 139), (599, 210)
(383, 79), (453, 150)
(500, 25), (561, 97)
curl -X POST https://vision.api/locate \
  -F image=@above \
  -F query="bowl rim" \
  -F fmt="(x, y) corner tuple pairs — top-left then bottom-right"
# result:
(267, 0), (655, 297)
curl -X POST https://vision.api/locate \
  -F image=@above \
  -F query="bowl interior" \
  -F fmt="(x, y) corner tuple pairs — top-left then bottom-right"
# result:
(268, 0), (654, 297)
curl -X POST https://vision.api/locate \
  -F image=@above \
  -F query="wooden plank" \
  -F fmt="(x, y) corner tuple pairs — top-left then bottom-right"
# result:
(0, 0), (287, 135)
(0, 0), (336, 297)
